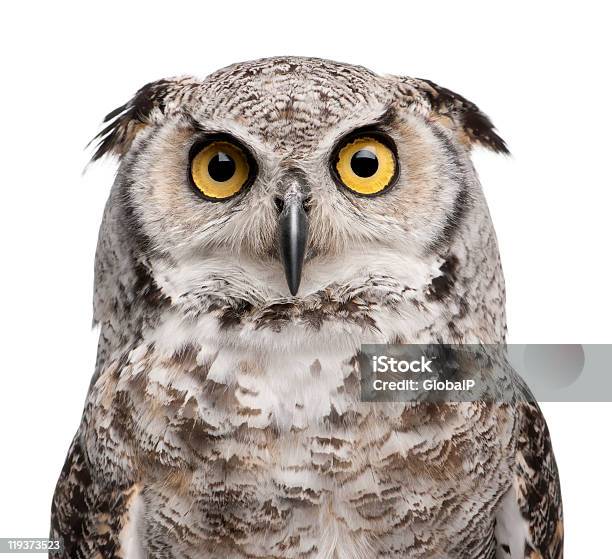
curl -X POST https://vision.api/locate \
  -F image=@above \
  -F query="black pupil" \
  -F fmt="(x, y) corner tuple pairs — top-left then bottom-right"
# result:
(350, 149), (378, 178)
(208, 152), (236, 182)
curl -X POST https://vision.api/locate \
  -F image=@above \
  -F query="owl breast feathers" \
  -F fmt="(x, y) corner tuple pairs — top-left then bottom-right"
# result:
(51, 57), (562, 559)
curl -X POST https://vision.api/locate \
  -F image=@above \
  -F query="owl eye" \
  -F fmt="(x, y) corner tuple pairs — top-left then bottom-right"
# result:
(189, 139), (253, 200)
(332, 135), (398, 196)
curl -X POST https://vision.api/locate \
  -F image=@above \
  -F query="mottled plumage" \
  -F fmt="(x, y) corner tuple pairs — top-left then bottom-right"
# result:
(51, 57), (562, 558)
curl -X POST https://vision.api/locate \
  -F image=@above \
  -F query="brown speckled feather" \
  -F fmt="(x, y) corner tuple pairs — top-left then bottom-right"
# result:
(50, 436), (134, 558)
(516, 401), (564, 558)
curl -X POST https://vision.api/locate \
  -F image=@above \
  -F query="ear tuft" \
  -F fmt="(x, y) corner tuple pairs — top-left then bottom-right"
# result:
(89, 78), (187, 162)
(418, 79), (509, 155)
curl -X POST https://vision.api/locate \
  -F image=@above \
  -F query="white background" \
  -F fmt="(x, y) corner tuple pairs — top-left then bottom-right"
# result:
(1, 1), (610, 556)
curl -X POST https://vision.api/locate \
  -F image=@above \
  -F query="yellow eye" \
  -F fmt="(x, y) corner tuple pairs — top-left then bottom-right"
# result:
(190, 140), (252, 200)
(333, 135), (398, 196)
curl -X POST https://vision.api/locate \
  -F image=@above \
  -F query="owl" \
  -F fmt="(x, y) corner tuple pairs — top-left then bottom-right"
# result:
(50, 57), (562, 559)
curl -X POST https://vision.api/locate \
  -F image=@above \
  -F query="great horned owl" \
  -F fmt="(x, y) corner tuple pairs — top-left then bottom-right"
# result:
(51, 57), (562, 559)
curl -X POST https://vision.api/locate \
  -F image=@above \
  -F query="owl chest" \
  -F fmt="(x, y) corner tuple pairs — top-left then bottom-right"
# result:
(94, 344), (515, 557)
(134, 405), (514, 559)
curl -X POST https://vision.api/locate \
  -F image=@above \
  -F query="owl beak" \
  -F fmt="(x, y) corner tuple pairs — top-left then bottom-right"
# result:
(277, 193), (309, 296)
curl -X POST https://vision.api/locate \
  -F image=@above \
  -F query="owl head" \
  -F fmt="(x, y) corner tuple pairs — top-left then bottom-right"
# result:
(92, 57), (508, 349)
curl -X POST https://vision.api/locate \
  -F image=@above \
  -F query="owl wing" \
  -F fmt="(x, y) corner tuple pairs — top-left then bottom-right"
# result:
(495, 396), (563, 559)
(50, 432), (136, 558)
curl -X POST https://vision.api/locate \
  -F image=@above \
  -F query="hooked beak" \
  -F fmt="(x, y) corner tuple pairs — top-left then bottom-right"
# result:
(277, 193), (309, 296)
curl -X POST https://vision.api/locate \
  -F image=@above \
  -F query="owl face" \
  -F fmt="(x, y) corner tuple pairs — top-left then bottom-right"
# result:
(98, 58), (506, 330)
